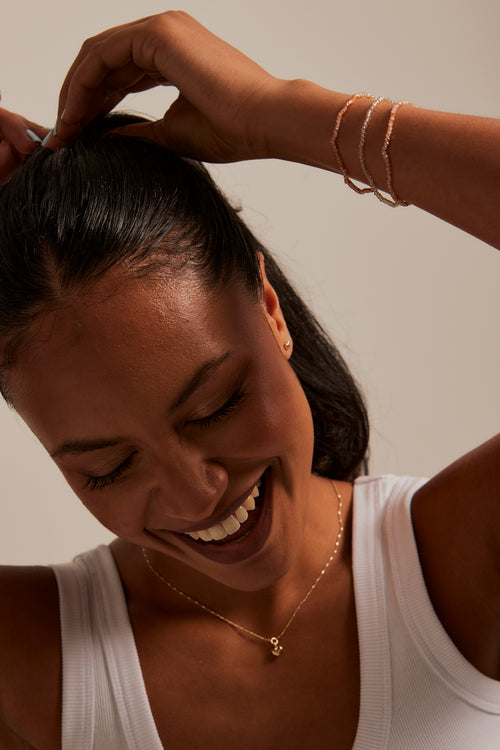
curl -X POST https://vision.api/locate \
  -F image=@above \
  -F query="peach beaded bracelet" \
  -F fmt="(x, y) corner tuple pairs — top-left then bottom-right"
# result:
(330, 92), (375, 195)
(382, 101), (411, 206)
(331, 92), (412, 207)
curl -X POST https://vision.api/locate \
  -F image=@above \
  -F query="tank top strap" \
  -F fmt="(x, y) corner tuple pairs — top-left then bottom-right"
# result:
(52, 545), (163, 750)
(350, 475), (399, 750)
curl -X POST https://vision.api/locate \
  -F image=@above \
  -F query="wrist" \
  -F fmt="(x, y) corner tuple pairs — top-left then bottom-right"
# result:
(252, 80), (402, 196)
(252, 78), (344, 167)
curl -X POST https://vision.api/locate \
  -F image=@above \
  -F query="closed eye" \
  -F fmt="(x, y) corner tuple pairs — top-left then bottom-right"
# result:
(84, 451), (138, 491)
(189, 388), (247, 429)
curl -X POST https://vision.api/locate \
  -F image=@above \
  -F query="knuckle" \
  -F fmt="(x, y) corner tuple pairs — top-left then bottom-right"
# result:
(79, 29), (107, 55)
(150, 10), (191, 35)
(161, 9), (191, 23)
(79, 36), (95, 55)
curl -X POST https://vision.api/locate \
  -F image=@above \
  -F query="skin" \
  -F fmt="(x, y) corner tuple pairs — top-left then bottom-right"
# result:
(0, 92), (47, 184)
(10, 267), (330, 596)
(2, 12), (500, 245)
(0, 269), (498, 750)
(0, 266), (359, 749)
(0, 10), (498, 749)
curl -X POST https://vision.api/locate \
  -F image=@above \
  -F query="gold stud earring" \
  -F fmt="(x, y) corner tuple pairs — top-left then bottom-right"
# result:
(284, 339), (291, 351)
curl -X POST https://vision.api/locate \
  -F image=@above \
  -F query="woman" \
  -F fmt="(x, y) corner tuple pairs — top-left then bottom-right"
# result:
(0, 11), (498, 750)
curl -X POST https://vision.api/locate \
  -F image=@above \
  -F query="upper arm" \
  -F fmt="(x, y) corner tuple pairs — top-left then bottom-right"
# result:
(0, 716), (37, 750)
(411, 433), (500, 680)
(449, 433), (500, 558)
(0, 566), (61, 749)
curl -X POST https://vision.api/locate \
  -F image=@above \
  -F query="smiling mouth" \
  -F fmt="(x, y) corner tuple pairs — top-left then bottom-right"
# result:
(182, 476), (265, 545)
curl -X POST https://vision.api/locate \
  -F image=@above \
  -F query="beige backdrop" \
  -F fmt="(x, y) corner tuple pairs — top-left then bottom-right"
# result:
(0, 0), (498, 564)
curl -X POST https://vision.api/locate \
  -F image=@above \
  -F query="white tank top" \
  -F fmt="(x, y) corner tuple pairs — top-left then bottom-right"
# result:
(52, 475), (500, 749)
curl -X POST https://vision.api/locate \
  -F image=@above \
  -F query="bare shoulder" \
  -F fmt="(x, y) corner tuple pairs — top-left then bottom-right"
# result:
(0, 717), (37, 749)
(0, 565), (61, 749)
(411, 433), (500, 680)
(412, 433), (500, 550)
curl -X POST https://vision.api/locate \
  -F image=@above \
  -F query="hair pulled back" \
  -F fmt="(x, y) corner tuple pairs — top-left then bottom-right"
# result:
(0, 114), (369, 480)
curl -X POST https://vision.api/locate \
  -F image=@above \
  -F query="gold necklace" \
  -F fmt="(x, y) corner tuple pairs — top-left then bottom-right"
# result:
(142, 481), (344, 657)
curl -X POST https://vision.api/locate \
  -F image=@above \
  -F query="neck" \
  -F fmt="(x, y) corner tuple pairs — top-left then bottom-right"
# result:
(114, 476), (353, 639)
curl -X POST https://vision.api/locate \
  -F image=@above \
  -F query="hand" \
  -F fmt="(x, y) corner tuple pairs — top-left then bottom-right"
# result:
(0, 94), (48, 185)
(51, 11), (281, 162)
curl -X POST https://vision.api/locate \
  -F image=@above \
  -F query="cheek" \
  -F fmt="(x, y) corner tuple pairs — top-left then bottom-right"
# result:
(261, 363), (314, 437)
(71, 482), (147, 538)
(211, 366), (313, 463)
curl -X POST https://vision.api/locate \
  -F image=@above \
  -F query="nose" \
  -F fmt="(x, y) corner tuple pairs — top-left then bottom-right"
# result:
(146, 444), (229, 525)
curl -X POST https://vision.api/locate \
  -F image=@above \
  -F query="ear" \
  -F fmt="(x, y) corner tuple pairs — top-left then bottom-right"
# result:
(258, 254), (293, 359)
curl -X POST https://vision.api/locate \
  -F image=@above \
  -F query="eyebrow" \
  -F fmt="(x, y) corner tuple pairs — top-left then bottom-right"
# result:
(168, 351), (233, 413)
(50, 438), (124, 459)
(50, 351), (234, 460)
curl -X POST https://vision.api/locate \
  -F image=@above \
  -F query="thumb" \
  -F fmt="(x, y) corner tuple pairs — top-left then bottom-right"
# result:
(110, 119), (169, 146)
(109, 96), (213, 159)
(110, 116), (195, 156)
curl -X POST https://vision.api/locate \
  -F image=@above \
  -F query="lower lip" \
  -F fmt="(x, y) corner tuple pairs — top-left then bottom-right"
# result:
(177, 469), (274, 565)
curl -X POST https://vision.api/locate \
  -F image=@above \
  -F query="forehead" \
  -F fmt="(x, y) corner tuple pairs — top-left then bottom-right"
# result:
(8, 271), (259, 446)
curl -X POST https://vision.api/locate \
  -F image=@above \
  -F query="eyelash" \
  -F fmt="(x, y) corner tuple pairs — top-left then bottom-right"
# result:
(189, 388), (248, 429)
(84, 452), (138, 491)
(84, 388), (247, 491)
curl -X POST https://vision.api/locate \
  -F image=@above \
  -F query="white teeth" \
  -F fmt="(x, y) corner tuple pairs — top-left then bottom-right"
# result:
(242, 496), (255, 511)
(184, 480), (262, 542)
(222, 515), (241, 535)
(209, 523), (227, 541)
(234, 506), (248, 523)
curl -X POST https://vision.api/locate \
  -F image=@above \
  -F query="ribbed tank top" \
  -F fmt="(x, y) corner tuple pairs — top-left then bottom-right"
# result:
(52, 475), (500, 748)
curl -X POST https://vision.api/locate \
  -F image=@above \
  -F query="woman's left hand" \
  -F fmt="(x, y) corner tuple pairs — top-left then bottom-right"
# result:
(47, 12), (282, 162)
(0, 95), (48, 185)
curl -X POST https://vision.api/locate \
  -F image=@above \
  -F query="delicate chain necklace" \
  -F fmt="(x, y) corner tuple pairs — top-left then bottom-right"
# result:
(142, 481), (344, 657)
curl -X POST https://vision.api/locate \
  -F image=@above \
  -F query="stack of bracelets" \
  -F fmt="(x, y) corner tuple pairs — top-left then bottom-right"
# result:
(330, 92), (413, 207)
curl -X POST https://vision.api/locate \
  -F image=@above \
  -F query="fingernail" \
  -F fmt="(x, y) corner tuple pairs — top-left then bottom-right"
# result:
(41, 122), (60, 147)
(26, 128), (42, 144)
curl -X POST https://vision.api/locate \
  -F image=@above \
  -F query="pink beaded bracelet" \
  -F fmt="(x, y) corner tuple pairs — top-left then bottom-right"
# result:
(331, 92), (412, 207)
(382, 101), (411, 207)
(330, 92), (374, 195)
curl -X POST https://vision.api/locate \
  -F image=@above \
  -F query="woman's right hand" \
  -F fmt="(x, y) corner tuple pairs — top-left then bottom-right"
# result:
(0, 94), (47, 185)
(51, 11), (283, 162)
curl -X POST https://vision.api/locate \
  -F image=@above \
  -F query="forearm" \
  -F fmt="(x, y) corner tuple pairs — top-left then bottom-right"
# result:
(260, 79), (500, 249)
(30, 10), (500, 250)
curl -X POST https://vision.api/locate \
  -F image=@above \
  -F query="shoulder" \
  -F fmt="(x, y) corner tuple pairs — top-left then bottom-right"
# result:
(413, 433), (500, 556)
(0, 565), (61, 748)
(0, 564), (60, 654)
(411, 434), (500, 679)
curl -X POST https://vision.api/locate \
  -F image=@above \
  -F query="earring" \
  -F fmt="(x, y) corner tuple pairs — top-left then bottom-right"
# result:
(284, 339), (291, 351)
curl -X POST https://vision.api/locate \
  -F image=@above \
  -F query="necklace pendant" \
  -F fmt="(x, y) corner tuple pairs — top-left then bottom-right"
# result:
(270, 637), (283, 656)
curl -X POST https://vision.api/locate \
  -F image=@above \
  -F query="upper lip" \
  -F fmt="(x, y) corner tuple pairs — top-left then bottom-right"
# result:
(172, 471), (266, 535)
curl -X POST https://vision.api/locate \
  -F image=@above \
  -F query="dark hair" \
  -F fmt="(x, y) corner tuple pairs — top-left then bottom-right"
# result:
(0, 114), (369, 480)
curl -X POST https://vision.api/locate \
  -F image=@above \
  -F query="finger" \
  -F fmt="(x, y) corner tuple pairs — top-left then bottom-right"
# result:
(53, 77), (165, 148)
(0, 107), (47, 155)
(0, 140), (23, 185)
(100, 62), (157, 94)
(110, 118), (169, 145)
(48, 72), (159, 148)
(25, 121), (49, 142)
(110, 98), (217, 160)
(56, 16), (157, 123)
(45, 93), (124, 149)
(64, 38), (163, 125)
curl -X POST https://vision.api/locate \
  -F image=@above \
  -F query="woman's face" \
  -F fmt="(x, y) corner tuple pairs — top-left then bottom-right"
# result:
(8, 267), (315, 591)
